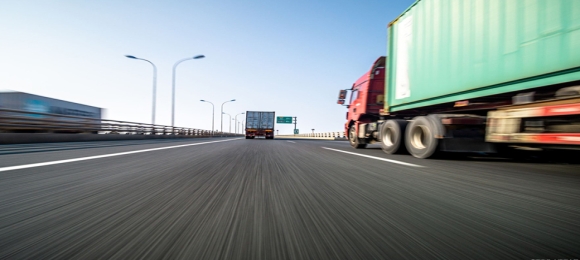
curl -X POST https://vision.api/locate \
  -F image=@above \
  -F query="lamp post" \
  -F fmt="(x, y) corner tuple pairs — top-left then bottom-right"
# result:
(125, 55), (157, 125)
(172, 55), (205, 127)
(222, 112), (232, 132)
(200, 100), (214, 132)
(234, 112), (245, 134)
(220, 99), (235, 132)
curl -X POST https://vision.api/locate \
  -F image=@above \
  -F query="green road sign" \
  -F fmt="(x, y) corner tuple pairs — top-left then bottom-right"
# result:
(277, 116), (293, 124)
(294, 129), (299, 134)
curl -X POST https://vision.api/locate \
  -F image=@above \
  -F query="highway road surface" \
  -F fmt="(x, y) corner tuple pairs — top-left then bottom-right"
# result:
(0, 138), (579, 259)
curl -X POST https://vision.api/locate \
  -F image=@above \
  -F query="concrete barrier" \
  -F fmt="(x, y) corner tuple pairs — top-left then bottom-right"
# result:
(275, 135), (347, 141)
(278, 131), (346, 140)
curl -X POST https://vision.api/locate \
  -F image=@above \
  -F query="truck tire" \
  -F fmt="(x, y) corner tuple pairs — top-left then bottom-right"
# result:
(381, 120), (408, 154)
(405, 116), (439, 158)
(349, 125), (367, 149)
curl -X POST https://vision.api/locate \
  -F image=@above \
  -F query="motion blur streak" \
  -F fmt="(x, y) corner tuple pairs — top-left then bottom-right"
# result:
(0, 139), (579, 259)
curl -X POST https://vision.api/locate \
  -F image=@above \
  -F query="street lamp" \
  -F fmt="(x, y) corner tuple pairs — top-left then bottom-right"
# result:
(220, 99), (235, 132)
(172, 55), (205, 127)
(125, 55), (157, 125)
(222, 112), (232, 133)
(235, 112), (245, 134)
(200, 100), (214, 132)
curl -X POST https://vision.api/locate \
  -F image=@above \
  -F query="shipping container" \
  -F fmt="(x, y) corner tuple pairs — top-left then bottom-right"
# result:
(245, 111), (275, 139)
(386, 0), (580, 112)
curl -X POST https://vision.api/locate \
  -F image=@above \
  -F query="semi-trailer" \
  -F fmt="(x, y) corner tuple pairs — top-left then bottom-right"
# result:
(245, 111), (275, 139)
(338, 0), (580, 158)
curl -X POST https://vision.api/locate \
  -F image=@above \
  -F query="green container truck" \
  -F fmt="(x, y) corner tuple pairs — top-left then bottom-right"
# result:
(338, 0), (580, 158)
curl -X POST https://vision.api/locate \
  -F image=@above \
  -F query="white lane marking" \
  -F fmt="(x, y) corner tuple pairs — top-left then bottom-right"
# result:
(321, 147), (424, 168)
(0, 138), (242, 173)
(287, 141), (296, 143)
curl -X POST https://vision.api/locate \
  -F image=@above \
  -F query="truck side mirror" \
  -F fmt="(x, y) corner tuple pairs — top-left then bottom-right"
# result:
(337, 99), (345, 105)
(338, 90), (347, 99)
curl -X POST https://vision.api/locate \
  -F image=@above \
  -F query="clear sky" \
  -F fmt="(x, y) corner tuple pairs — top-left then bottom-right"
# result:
(1, 0), (415, 134)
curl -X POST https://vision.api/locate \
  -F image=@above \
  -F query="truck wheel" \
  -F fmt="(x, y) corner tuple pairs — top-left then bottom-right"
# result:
(349, 125), (367, 149)
(381, 120), (408, 154)
(405, 116), (439, 158)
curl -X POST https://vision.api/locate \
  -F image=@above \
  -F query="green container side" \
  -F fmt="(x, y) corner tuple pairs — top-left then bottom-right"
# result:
(386, 0), (580, 113)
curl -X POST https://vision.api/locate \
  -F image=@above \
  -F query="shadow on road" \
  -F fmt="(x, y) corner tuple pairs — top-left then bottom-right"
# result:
(357, 144), (580, 165)
(432, 150), (580, 165)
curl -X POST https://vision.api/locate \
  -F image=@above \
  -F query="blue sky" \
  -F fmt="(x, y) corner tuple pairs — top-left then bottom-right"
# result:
(1, 0), (415, 134)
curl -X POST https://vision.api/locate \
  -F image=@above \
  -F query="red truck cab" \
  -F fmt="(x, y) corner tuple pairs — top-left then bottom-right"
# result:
(342, 57), (386, 147)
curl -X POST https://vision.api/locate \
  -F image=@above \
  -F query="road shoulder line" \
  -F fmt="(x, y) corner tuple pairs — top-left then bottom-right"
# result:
(0, 138), (242, 172)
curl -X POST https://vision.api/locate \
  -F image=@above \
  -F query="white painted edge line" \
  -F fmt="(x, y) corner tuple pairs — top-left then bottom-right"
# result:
(321, 147), (424, 168)
(287, 141), (296, 143)
(0, 138), (243, 173)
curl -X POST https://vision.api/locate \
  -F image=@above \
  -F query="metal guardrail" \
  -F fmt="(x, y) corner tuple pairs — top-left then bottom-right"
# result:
(279, 132), (346, 138)
(0, 108), (241, 137)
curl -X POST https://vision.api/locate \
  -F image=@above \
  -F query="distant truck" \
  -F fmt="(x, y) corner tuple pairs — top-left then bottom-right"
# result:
(338, 0), (580, 158)
(0, 90), (103, 133)
(245, 111), (275, 139)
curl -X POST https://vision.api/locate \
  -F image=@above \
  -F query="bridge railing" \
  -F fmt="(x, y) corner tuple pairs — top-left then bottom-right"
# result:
(278, 132), (347, 139)
(0, 108), (241, 137)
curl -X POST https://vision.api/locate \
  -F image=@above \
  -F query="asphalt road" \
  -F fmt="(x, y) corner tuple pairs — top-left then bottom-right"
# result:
(0, 138), (579, 259)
